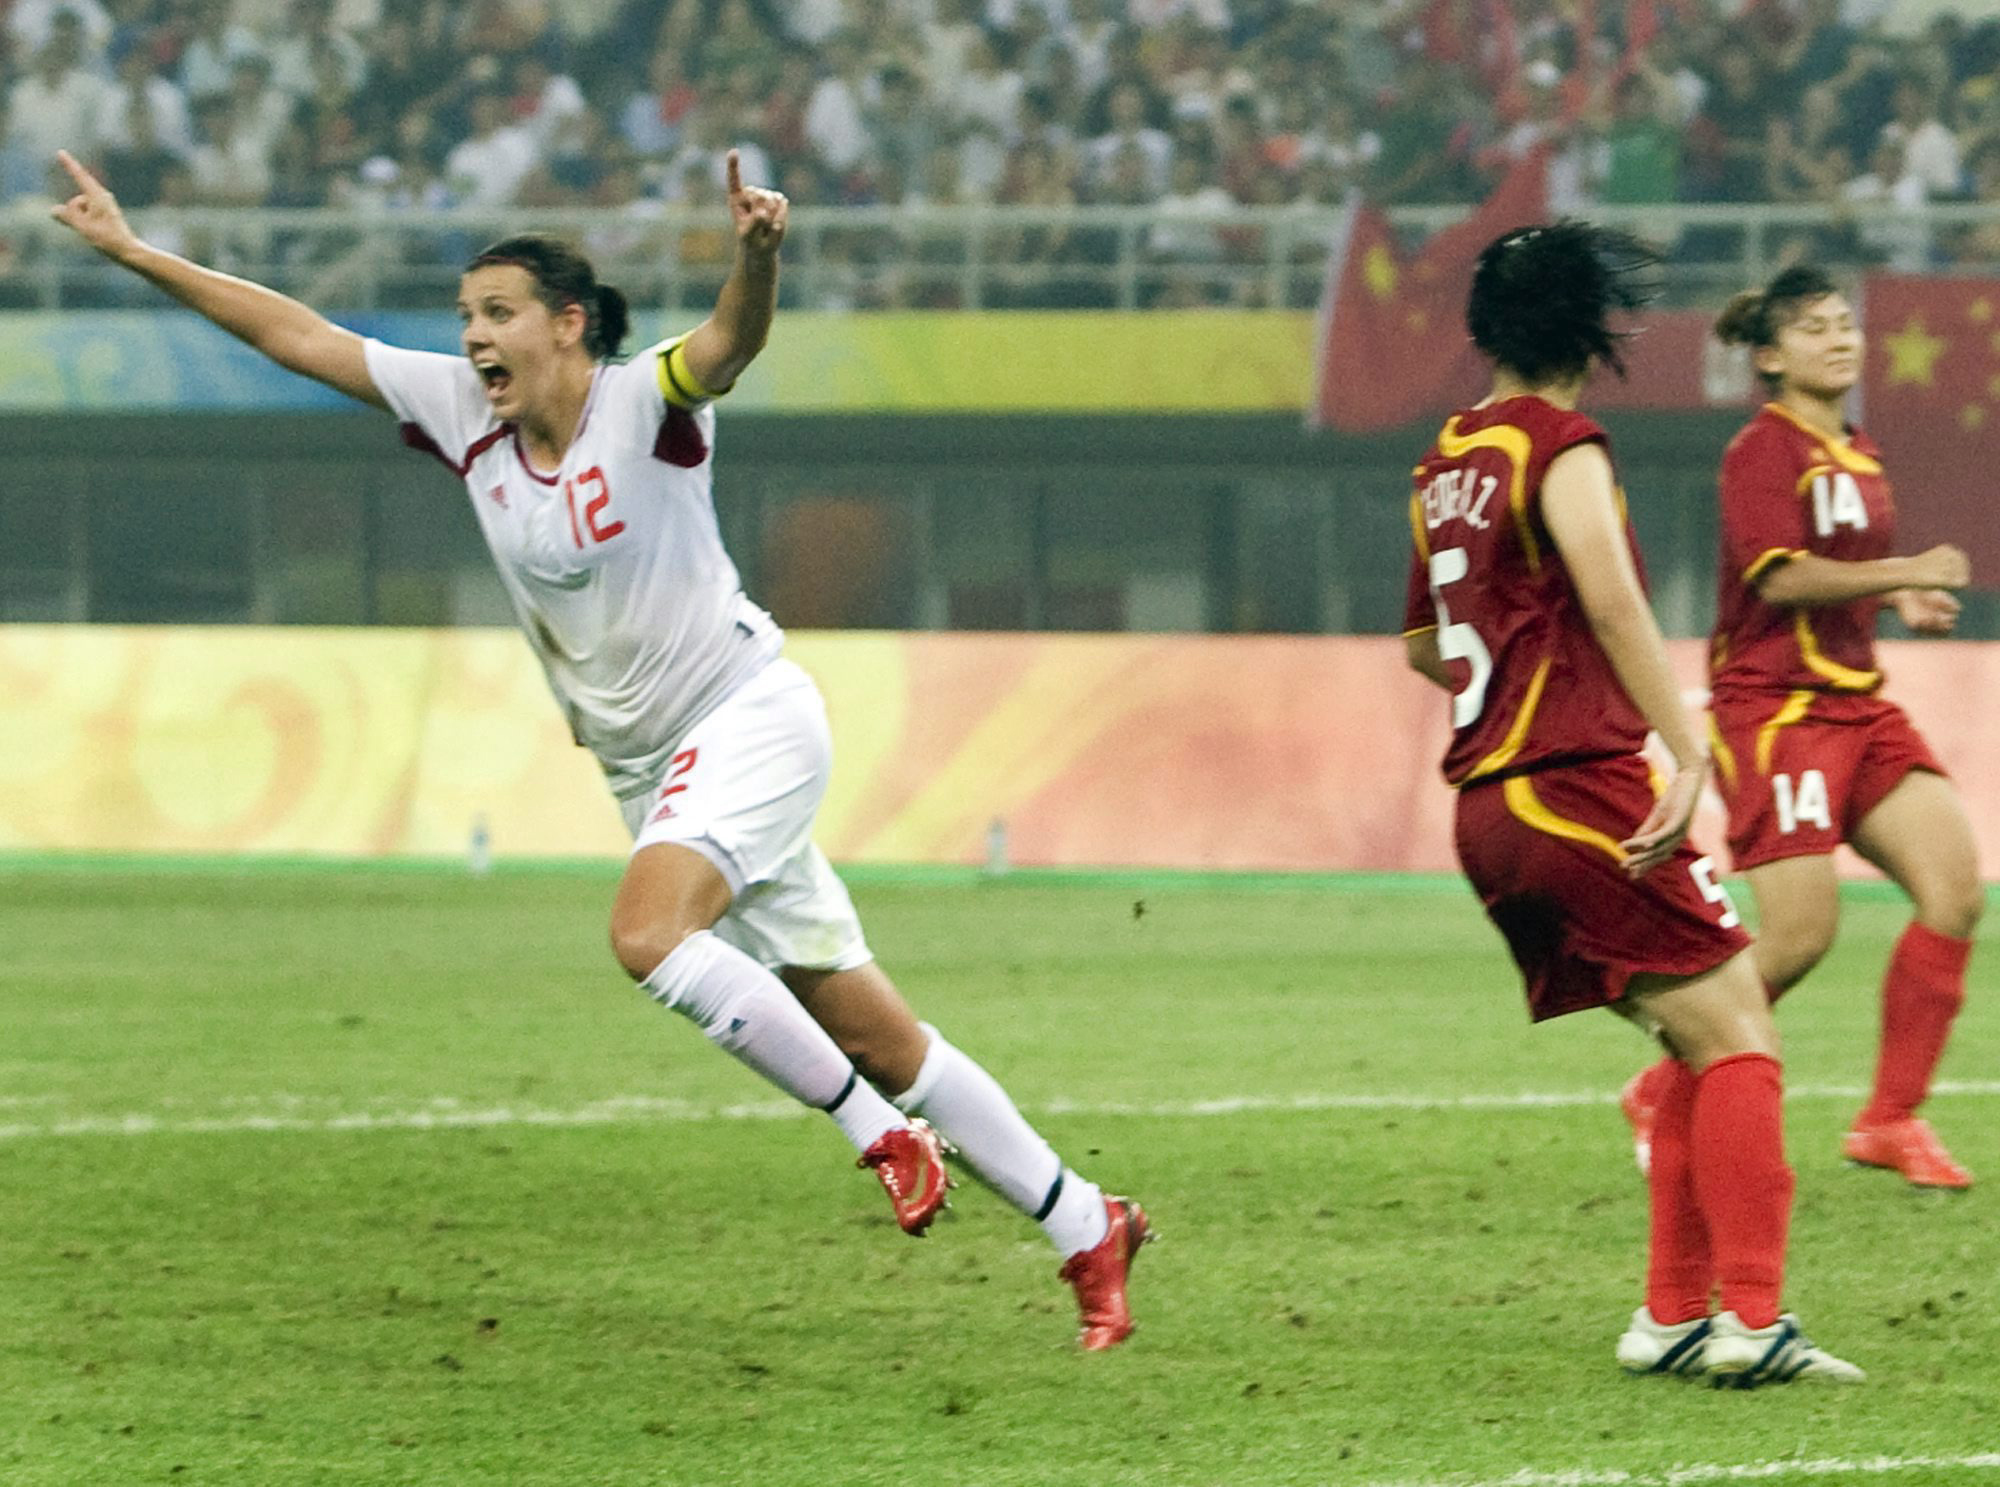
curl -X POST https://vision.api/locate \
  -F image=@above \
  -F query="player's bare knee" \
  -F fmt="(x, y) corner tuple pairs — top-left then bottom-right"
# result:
(609, 917), (700, 982)
(1761, 920), (1835, 991)
(1918, 876), (1984, 941)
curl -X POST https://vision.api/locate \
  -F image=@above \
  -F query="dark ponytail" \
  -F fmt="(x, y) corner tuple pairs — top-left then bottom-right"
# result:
(594, 284), (630, 360)
(465, 233), (632, 358)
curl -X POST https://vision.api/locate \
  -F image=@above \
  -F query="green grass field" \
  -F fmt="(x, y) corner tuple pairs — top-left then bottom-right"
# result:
(2, 863), (1996, 1487)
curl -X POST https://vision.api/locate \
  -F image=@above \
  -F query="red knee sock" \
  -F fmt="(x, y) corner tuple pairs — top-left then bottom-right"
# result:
(1645, 1059), (1710, 1325)
(1690, 1052), (1792, 1331)
(1859, 923), (1972, 1127)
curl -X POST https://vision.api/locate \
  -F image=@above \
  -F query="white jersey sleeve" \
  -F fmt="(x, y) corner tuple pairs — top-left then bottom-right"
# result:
(362, 339), (498, 473)
(595, 333), (720, 472)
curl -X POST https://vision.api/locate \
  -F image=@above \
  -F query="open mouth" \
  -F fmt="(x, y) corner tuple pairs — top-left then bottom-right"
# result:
(475, 361), (513, 400)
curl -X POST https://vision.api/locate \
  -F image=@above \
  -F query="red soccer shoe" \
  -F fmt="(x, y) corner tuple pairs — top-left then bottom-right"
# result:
(858, 1118), (951, 1235)
(1058, 1196), (1153, 1351)
(1843, 1117), (1972, 1190)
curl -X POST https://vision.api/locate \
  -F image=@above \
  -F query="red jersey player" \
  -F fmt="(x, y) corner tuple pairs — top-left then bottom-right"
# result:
(1406, 224), (1861, 1385)
(1623, 267), (1978, 1189)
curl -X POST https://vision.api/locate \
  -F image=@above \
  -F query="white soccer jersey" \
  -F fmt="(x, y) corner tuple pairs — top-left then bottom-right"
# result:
(363, 335), (783, 803)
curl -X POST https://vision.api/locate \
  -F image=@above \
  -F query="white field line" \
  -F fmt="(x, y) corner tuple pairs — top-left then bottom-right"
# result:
(1, 1082), (1999, 1142)
(1366, 1453), (2000, 1487)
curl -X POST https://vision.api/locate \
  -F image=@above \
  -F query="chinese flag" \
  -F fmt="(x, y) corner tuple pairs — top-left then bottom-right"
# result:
(1863, 274), (2000, 586)
(1309, 147), (1549, 433)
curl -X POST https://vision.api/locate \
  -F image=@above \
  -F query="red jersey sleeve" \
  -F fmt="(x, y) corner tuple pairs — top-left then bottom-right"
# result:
(1719, 423), (1809, 589)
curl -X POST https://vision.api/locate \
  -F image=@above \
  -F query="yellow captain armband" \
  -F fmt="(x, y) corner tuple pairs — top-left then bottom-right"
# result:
(657, 337), (724, 410)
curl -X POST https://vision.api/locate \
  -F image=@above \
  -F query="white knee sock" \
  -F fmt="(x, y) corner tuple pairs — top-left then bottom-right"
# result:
(644, 932), (902, 1153)
(893, 1024), (1109, 1257)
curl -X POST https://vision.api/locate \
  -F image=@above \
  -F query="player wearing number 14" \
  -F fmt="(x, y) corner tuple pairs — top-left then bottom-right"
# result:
(1622, 268), (1981, 1191)
(1405, 224), (1860, 1385)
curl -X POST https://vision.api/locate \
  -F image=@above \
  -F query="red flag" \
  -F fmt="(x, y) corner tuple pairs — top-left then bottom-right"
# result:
(1309, 148), (1549, 433)
(1861, 274), (2000, 588)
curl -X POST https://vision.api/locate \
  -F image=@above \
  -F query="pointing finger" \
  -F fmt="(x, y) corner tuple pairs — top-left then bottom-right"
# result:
(56, 149), (98, 193)
(725, 149), (742, 197)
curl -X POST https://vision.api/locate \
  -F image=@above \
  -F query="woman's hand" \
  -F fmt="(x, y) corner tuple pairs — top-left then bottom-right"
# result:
(1905, 543), (1971, 591)
(725, 149), (788, 259)
(1892, 586), (1962, 635)
(1621, 757), (1708, 879)
(49, 150), (143, 263)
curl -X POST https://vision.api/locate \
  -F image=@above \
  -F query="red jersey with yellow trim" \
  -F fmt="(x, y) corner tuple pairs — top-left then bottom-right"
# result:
(1403, 395), (1651, 787)
(1710, 403), (1891, 697)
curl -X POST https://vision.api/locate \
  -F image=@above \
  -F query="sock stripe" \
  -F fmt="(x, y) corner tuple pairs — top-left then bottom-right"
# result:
(821, 1071), (858, 1115)
(1032, 1169), (1065, 1222)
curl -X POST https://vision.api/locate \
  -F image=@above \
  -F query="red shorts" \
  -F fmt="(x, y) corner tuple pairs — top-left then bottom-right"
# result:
(1710, 690), (1945, 872)
(1455, 754), (1752, 1022)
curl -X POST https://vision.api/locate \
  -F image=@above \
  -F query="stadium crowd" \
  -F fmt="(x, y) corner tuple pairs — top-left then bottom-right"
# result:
(6, 0), (2000, 301)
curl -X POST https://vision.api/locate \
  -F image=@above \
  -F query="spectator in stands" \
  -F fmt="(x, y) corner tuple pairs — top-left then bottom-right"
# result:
(1883, 77), (1964, 197)
(1775, 0), (1858, 103)
(1148, 146), (1232, 263)
(270, 0), (368, 101)
(1843, 135), (1932, 270)
(666, 104), (773, 204)
(179, 0), (264, 104)
(509, 54), (589, 155)
(9, 0), (114, 59)
(1949, 135), (2000, 264)
(99, 77), (185, 209)
(1086, 82), (1171, 197)
(226, 55), (297, 166)
(1598, 70), (1681, 206)
(866, 63), (945, 193)
(950, 33), (1025, 146)
(1369, 55), (1486, 204)
(807, 31), (878, 178)
(101, 30), (196, 165)
(1060, 0), (1119, 94)
(621, 47), (700, 163)
(1300, 90), (1379, 196)
(1690, 40), (1775, 202)
(8, 15), (113, 196)
(924, 0), (987, 106)
(187, 94), (274, 205)
(444, 86), (539, 209)
(704, 0), (781, 89)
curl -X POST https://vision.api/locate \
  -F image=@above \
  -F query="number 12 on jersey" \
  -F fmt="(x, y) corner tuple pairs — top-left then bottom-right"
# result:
(1429, 547), (1493, 728)
(565, 465), (624, 548)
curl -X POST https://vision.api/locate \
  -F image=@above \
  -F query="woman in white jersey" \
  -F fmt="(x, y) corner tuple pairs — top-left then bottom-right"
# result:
(51, 147), (1150, 1351)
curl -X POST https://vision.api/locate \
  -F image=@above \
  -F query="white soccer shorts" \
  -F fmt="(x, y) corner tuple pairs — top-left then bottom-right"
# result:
(619, 658), (872, 974)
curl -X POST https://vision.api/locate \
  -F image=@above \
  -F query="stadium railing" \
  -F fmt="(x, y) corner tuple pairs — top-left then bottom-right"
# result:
(2, 201), (1996, 312)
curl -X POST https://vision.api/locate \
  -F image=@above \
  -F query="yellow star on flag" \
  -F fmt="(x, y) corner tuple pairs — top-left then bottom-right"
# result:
(1883, 317), (1947, 387)
(1972, 298), (1994, 324)
(1962, 404), (1986, 430)
(1364, 243), (1399, 301)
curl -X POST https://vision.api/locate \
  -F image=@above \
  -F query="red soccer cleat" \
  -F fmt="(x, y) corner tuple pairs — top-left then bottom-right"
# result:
(858, 1118), (951, 1235)
(1843, 1117), (1972, 1190)
(1620, 1063), (1667, 1177)
(1058, 1196), (1153, 1351)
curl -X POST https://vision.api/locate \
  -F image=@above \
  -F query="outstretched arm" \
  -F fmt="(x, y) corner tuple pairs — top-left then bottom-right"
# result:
(1756, 545), (1970, 607)
(49, 150), (386, 411)
(677, 149), (788, 395)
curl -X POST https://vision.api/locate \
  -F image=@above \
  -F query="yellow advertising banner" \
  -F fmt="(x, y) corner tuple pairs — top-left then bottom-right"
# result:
(4, 626), (1998, 876)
